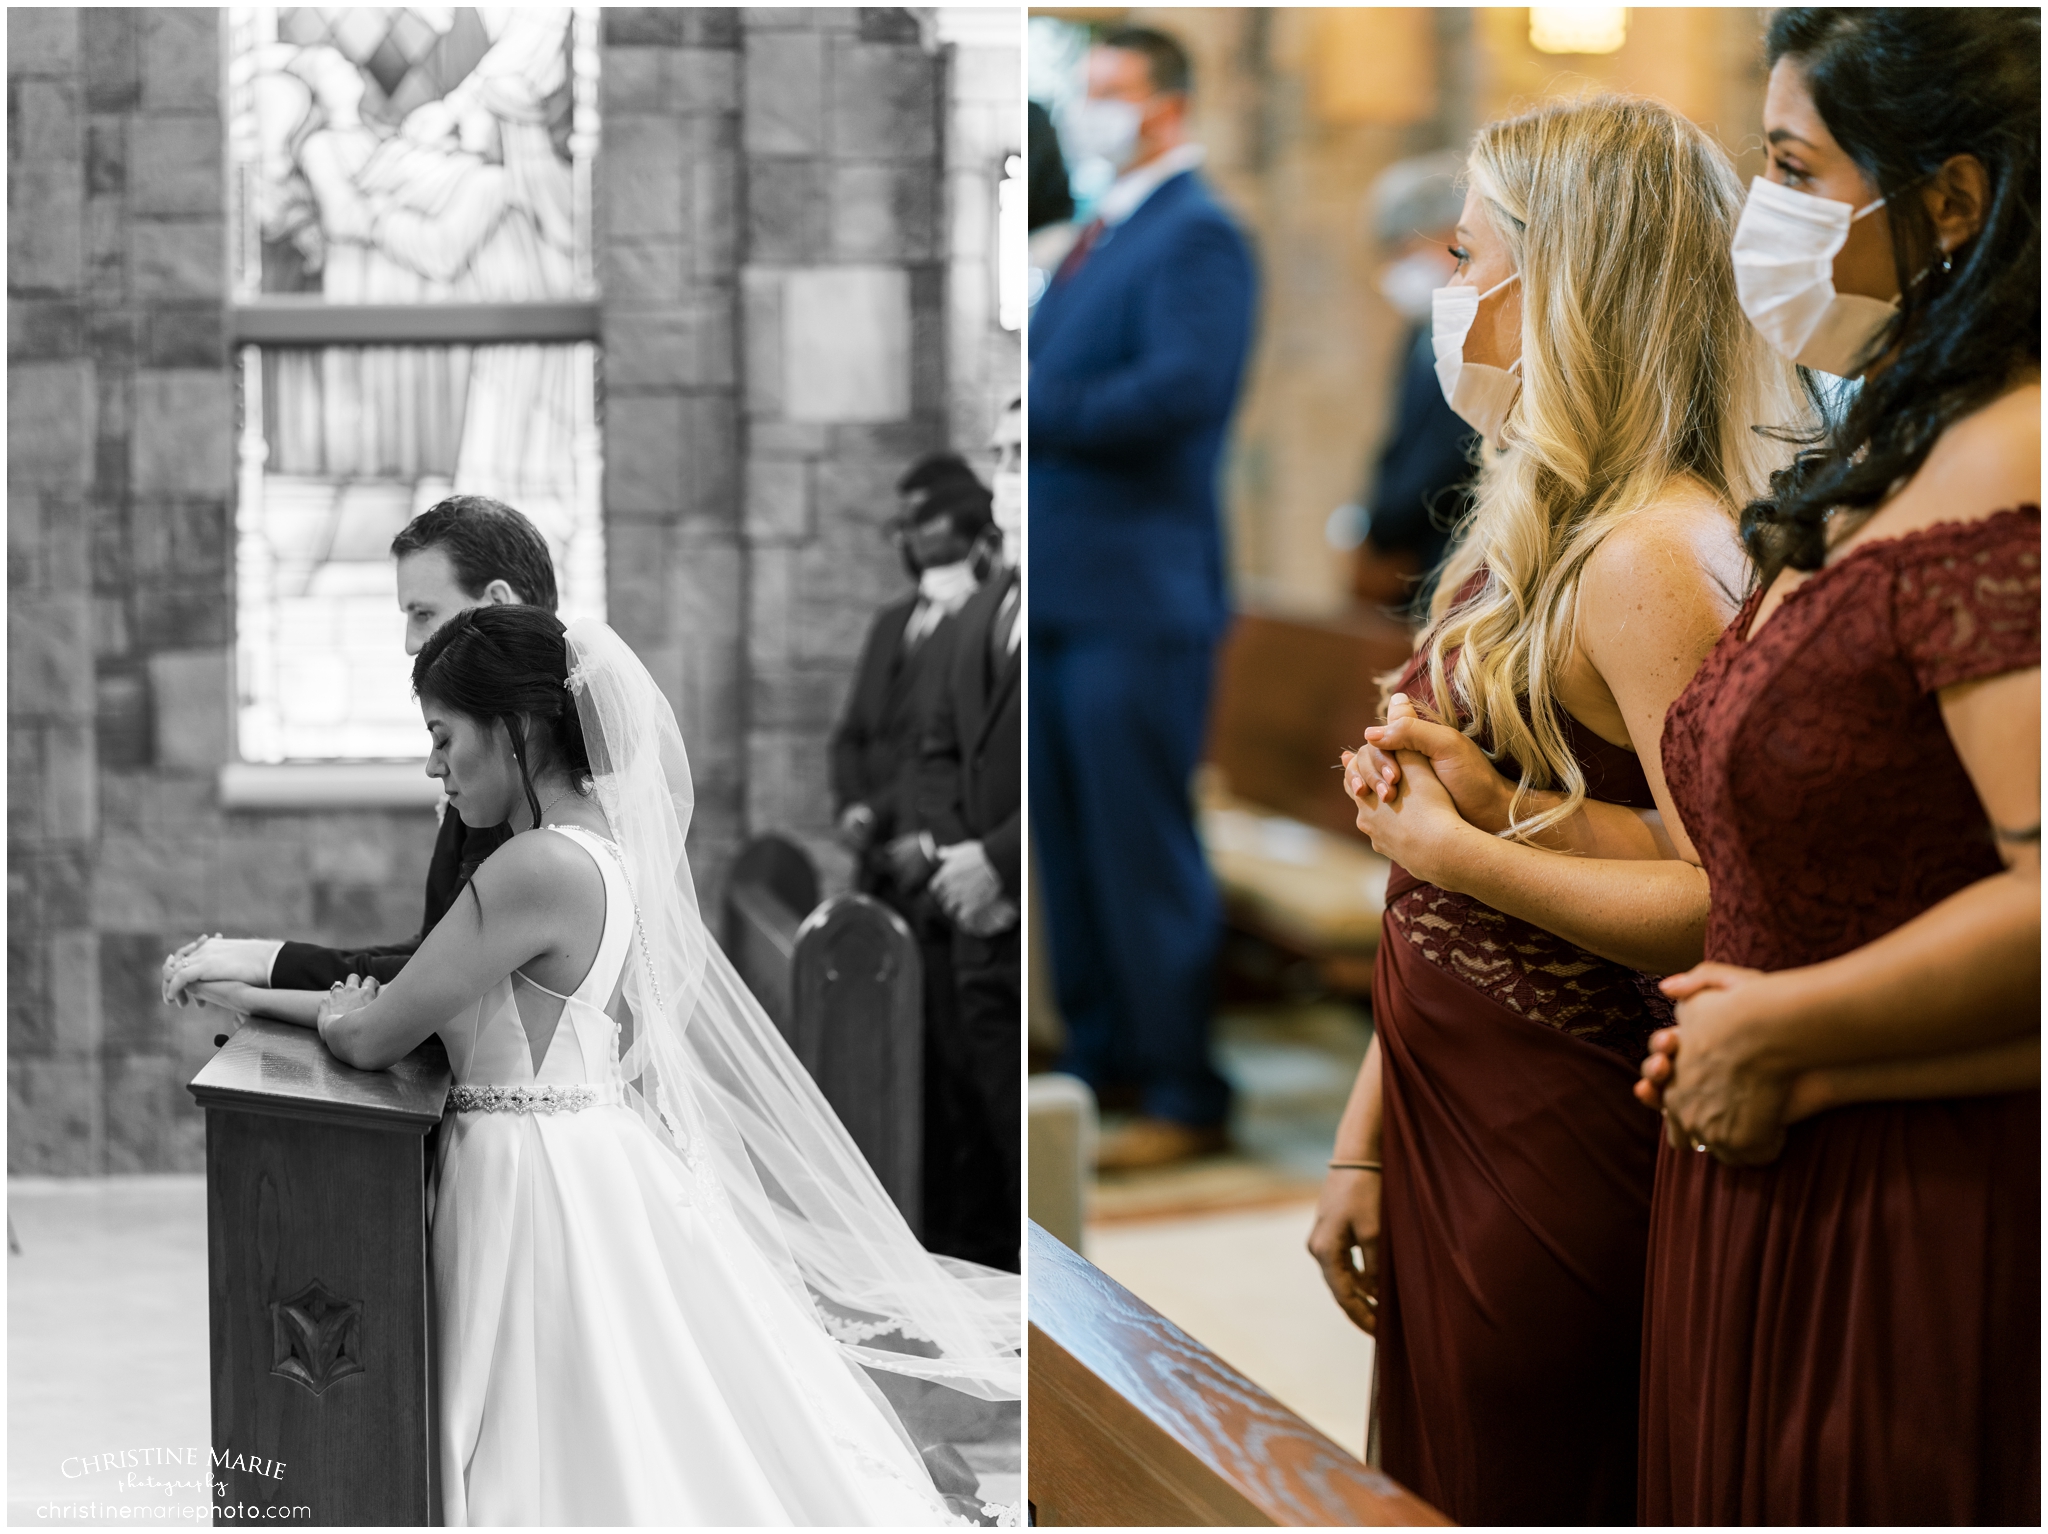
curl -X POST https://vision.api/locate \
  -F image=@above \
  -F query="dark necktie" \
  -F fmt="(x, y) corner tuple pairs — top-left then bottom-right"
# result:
(1051, 218), (1105, 287)
(987, 581), (1019, 679)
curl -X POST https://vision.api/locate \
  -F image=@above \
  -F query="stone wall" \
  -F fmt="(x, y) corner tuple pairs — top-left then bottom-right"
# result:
(7, 6), (1014, 1174)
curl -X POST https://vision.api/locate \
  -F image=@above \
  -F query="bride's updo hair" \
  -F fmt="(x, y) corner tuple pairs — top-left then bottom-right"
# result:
(413, 605), (592, 827)
(1420, 94), (1809, 843)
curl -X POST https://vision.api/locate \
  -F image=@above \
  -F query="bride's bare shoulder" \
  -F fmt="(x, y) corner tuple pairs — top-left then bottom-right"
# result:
(469, 827), (605, 911)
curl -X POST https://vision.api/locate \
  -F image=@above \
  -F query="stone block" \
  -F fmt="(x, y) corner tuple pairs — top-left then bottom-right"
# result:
(743, 9), (813, 32)
(858, 9), (924, 45)
(216, 827), (317, 931)
(81, 8), (139, 112)
(744, 31), (825, 155)
(601, 46), (667, 113)
(95, 931), (165, 1058)
(133, 580), (230, 650)
(145, 307), (224, 369)
(9, 298), (85, 362)
(9, 725), (42, 838)
(604, 299), (735, 391)
(603, 9), (685, 47)
(8, 359), (97, 493)
(310, 881), (388, 945)
(747, 157), (827, 264)
(604, 521), (673, 645)
(750, 420), (831, 456)
(831, 162), (937, 261)
(605, 394), (687, 518)
(828, 40), (939, 162)
(692, 154), (741, 280)
(8, 592), (94, 718)
(97, 662), (153, 770)
(601, 240), (687, 305)
(13, 78), (83, 163)
(97, 769), (218, 837)
(8, 1058), (102, 1175)
(94, 593), (130, 658)
(603, 116), (689, 239)
(48, 926), (102, 1056)
(92, 830), (216, 931)
(748, 543), (796, 673)
(40, 491), (94, 594)
(104, 1053), (199, 1175)
(40, 720), (96, 841)
(10, 920), (51, 1057)
(13, 842), (93, 931)
(8, 8), (80, 74)
(130, 498), (230, 581)
(687, 10), (743, 48)
(672, 48), (742, 113)
(138, 10), (220, 115)
(132, 370), (231, 496)
(745, 456), (811, 544)
(85, 193), (125, 300)
(745, 725), (833, 837)
(131, 115), (224, 215)
(6, 166), (85, 298)
(678, 394), (741, 522)
(86, 115), (124, 195)
(305, 810), (421, 886)
(129, 217), (226, 300)
(148, 647), (232, 769)
(741, 268), (783, 418)
(782, 266), (911, 424)
(755, 663), (855, 731)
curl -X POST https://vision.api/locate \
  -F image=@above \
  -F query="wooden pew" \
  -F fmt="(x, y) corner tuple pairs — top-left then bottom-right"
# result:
(719, 831), (820, 1034)
(187, 1020), (451, 1525)
(1028, 1221), (1449, 1526)
(720, 834), (925, 1235)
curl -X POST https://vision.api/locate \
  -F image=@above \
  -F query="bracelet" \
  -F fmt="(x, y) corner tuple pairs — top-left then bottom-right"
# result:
(1328, 1159), (1382, 1173)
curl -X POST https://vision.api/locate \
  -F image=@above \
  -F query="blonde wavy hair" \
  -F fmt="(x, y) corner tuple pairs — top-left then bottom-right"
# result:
(1416, 94), (1807, 842)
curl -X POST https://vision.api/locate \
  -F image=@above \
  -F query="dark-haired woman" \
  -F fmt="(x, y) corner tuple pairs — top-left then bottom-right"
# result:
(177, 607), (1017, 1524)
(1635, 9), (2040, 1523)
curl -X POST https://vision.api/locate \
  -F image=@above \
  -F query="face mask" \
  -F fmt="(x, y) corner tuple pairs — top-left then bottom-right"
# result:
(917, 557), (980, 614)
(991, 470), (1021, 567)
(1064, 97), (1143, 174)
(1432, 273), (1523, 448)
(1731, 176), (1896, 378)
(1378, 249), (1454, 324)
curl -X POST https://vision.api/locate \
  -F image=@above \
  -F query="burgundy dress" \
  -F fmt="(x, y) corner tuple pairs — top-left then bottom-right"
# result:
(1372, 606), (1671, 1527)
(1644, 506), (2041, 1524)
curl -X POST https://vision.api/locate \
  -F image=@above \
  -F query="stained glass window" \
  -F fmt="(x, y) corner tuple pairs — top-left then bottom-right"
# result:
(226, 8), (603, 765)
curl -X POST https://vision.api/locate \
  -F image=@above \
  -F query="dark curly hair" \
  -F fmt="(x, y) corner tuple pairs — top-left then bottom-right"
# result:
(1742, 8), (2040, 588)
(391, 495), (560, 613)
(412, 606), (591, 831)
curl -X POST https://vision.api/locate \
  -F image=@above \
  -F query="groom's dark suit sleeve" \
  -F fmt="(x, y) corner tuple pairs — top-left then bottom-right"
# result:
(268, 812), (507, 988)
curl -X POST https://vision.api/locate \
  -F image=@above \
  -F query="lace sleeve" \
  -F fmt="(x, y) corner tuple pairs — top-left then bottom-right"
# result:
(1890, 506), (2040, 695)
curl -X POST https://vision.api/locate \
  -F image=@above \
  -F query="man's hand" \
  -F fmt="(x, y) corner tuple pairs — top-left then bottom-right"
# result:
(164, 937), (285, 1006)
(931, 842), (1012, 934)
(836, 802), (879, 853)
(882, 832), (938, 892)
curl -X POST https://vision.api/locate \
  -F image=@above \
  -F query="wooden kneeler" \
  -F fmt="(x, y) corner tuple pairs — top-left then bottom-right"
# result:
(189, 1021), (450, 1525)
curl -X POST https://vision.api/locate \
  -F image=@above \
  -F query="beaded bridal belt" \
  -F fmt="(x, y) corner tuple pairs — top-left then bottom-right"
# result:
(447, 1083), (621, 1114)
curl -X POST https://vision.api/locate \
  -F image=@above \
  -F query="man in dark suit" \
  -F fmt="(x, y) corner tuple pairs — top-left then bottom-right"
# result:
(161, 496), (556, 998)
(1030, 27), (1258, 1170)
(917, 507), (1020, 1272)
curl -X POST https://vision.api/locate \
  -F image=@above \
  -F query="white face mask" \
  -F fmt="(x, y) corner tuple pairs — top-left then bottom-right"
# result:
(991, 470), (1021, 567)
(1378, 249), (1455, 324)
(1731, 176), (1896, 378)
(917, 556), (981, 613)
(1432, 273), (1523, 448)
(1064, 97), (1143, 174)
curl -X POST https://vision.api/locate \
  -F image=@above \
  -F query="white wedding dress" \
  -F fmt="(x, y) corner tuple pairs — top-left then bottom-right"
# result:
(431, 823), (958, 1526)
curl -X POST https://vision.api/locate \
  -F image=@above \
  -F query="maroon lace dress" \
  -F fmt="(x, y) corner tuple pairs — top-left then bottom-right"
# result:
(1644, 506), (2041, 1524)
(1371, 595), (1672, 1527)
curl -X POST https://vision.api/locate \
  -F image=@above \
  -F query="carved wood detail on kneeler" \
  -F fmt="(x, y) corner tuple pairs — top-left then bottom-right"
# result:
(190, 1020), (450, 1526)
(1027, 1222), (1451, 1526)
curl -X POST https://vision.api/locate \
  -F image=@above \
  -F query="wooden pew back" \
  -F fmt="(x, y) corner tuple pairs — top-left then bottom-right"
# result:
(720, 832), (820, 1036)
(1027, 1221), (1449, 1526)
(792, 893), (924, 1234)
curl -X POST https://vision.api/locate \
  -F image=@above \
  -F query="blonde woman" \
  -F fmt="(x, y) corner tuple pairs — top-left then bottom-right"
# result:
(1304, 96), (1806, 1524)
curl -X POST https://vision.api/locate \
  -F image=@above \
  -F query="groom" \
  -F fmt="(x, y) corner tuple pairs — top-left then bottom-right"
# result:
(163, 496), (558, 997)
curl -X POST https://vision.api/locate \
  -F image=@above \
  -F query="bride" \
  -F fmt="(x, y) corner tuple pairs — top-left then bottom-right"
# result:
(175, 605), (1019, 1525)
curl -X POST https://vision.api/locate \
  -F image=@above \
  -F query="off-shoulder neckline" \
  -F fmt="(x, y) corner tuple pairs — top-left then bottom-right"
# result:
(1739, 503), (2039, 645)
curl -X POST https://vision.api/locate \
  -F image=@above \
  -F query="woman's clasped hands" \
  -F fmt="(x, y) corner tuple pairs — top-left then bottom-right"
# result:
(1341, 692), (1507, 887)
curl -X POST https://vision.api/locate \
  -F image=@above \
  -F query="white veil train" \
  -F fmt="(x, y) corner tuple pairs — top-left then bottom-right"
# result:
(562, 618), (1021, 1418)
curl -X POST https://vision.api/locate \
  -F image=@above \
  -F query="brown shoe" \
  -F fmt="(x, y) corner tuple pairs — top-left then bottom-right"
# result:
(1095, 1117), (1230, 1173)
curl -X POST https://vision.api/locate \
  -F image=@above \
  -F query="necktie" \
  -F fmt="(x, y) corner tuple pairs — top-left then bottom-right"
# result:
(988, 581), (1020, 675)
(1051, 219), (1105, 287)
(903, 598), (941, 651)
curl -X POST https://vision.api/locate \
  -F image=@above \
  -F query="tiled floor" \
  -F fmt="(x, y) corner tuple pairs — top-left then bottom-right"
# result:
(1081, 1001), (1377, 1452)
(7, 1174), (1019, 1524)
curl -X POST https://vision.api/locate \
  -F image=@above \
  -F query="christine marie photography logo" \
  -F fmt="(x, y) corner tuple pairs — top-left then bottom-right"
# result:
(34, 1446), (311, 1522)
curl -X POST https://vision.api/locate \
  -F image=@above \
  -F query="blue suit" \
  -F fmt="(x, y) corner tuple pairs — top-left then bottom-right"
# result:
(1028, 168), (1257, 1127)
